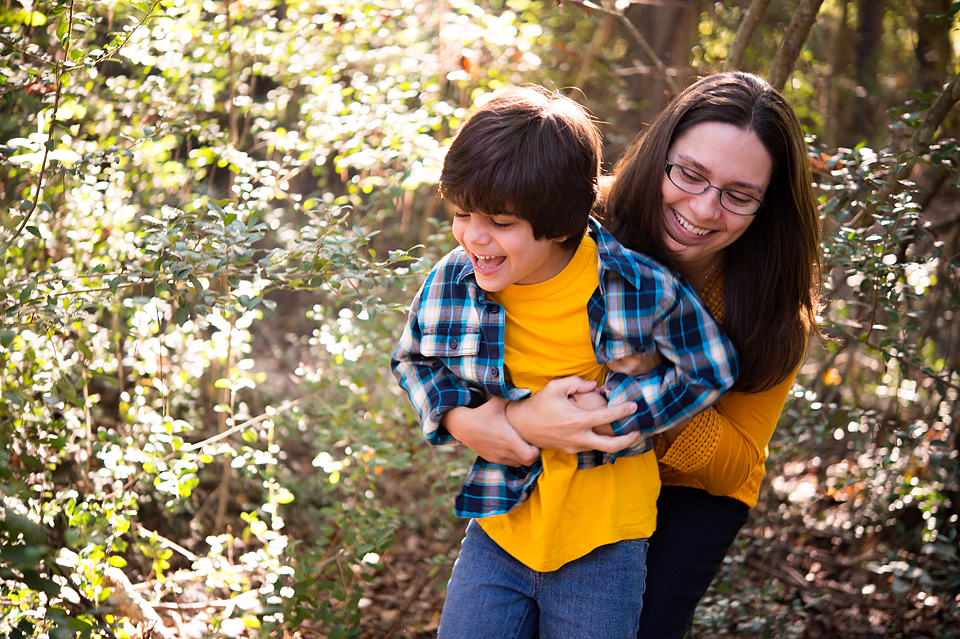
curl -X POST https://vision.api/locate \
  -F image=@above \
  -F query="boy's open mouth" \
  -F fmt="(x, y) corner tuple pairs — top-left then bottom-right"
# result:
(473, 253), (506, 270)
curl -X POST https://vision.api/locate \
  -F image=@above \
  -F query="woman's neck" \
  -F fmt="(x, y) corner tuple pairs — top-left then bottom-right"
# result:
(678, 252), (723, 295)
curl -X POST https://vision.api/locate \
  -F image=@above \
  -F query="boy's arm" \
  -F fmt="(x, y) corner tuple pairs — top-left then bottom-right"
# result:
(390, 290), (485, 446)
(441, 398), (541, 466)
(604, 275), (739, 439)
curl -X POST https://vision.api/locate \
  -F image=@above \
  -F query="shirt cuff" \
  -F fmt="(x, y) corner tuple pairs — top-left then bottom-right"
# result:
(656, 409), (722, 473)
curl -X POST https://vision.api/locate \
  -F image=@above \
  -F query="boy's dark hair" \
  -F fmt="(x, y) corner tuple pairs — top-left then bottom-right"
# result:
(439, 85), (601, 251)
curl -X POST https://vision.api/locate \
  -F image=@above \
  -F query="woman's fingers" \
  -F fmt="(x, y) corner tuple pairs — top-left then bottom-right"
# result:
(506, 378), (639, 454)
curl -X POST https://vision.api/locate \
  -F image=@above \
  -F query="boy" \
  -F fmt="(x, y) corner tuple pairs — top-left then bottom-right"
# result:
(391, 86), (738, 638)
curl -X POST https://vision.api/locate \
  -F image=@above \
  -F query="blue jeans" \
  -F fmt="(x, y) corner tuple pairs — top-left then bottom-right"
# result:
(438, 520), (648, 639)
(636, 486), (750, 639)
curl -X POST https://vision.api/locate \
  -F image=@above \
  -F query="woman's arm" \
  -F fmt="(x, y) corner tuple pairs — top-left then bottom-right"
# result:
(505, 376), (641, 455)
(656, 370), (798, 495)
(442, 376), (641, 464)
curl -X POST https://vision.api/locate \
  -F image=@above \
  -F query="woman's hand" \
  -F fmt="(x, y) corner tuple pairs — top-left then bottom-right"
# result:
(441, 397), (541, 467)
(506, 376), (640, 455)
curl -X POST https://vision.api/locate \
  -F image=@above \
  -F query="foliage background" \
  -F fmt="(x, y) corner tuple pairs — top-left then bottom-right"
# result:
(1, 0), (958, 637)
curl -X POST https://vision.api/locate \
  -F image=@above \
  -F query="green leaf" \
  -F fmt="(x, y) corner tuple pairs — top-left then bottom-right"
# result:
(0, 329), (16, 347)
(173, 302), (191, 325)
(1, 543), (48, 567)
(1, 510), (47, 544)
(20, 10), (48, 27)
(21, 569), (60, 597)
(19, 283), (35, 302)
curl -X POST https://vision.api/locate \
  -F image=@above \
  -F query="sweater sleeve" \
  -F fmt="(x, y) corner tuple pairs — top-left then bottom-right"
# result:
(656, 369), (798, 496)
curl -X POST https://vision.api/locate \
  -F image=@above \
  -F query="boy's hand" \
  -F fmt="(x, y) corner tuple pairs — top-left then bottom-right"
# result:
(569, 389), (615, 436)
(608, 352), (662, 376)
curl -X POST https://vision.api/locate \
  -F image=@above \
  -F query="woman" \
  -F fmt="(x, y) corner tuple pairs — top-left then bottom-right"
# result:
(442, 71), (822, 637)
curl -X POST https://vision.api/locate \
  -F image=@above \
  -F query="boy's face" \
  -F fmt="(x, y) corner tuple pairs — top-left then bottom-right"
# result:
(452, 209), (575, 292)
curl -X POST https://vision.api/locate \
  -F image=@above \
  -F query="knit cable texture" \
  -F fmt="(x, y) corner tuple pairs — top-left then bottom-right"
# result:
(653, 265), (725, 472)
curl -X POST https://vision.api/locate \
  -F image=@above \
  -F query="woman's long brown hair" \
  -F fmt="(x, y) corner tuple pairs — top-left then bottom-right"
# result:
(601, 72), (822, 392)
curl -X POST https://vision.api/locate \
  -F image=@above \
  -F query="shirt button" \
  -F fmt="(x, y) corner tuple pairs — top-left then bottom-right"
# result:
(490, 369), (499, 379)
(489, 306), (500, 314)
(449, 338), (459, 349)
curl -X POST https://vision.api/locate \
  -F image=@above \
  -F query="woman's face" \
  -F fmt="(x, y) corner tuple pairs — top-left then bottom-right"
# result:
(661, 121), (773, 273)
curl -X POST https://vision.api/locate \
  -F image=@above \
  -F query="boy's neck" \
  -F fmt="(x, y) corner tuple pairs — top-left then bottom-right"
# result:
(514, 242), (579, 287)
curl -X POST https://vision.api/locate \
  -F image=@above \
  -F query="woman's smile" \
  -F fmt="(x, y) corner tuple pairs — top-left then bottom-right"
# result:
(671, 210), (712, 237)
(661, 121), (772, 276)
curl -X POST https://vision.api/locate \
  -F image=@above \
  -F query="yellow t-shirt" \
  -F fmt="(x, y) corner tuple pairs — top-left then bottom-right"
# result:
(480, 235), (659, 572)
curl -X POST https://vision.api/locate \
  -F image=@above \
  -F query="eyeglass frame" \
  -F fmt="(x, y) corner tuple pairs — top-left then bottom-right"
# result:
(664, 162), (764, 217)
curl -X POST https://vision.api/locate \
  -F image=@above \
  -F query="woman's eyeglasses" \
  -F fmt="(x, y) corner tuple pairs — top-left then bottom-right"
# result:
(665, 162), (764, 216)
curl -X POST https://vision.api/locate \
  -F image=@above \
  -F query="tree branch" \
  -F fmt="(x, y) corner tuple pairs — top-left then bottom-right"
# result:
(567, 0), (680, 95)
(908, 69), (960, 156)
(861, 70), (960, 224)
(767, 0), (825, 92)
(724, 0), (773, 71)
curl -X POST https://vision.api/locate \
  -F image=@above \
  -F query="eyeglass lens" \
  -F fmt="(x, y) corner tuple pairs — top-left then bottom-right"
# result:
(666, 163), (761, 216)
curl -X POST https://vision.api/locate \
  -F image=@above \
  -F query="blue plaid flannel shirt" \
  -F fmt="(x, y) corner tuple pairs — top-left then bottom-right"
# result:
(391, 217), (739, 518)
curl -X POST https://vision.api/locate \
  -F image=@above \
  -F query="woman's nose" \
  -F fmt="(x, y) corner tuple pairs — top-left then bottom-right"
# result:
(690, 185), (726, 220)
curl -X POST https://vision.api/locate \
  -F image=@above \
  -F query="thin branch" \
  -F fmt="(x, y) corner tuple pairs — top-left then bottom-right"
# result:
(134, 522), (201, 563)
(1, 0), (165, 251)
(103, 390), (327, 501)
(907, 70), (960, 159)
(859, 71), (960, 226)
(5, 0), (75, 249)
(724, 0), (773, 71)
(567, 0), (680, 95)
(767, 0), (825, 92)
(180, 390), (326, 452)
(573, 14), (616, 91)
(90, 0), (165, 67)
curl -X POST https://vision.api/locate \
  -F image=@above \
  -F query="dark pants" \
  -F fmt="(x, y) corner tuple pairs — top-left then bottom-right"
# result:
(636, 485), (750, 639)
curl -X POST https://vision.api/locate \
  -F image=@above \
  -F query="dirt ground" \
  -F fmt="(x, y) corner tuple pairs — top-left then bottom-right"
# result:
(339, 512), (959, 639)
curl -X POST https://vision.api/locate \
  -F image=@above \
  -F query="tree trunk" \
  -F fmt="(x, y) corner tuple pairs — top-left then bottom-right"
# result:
(913, 0), (952, 95)
(823, 0), (851, 148)
(844, 0), (885, 145)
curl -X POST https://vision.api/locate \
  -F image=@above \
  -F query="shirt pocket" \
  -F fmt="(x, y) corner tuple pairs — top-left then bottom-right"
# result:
(420, 325), (481, 358)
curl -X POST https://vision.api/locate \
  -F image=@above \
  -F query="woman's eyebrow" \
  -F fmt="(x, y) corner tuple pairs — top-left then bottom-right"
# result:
(673, 154), (765, 194)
